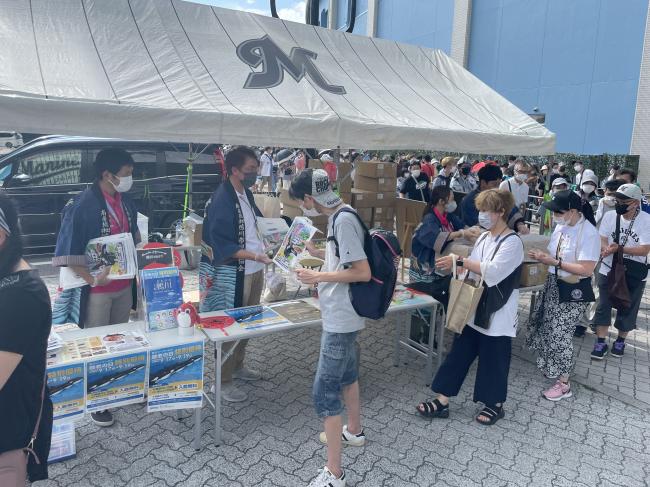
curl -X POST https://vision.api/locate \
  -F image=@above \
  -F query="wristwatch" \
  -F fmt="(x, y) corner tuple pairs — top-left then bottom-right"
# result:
(457, 257), (464, 267)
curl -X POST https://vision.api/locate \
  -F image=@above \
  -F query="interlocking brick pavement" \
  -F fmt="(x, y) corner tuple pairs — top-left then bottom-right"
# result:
(35, 265), (650, 486)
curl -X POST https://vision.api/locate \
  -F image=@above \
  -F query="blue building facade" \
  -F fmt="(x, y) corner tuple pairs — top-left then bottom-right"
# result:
(320, 0), (649, 156)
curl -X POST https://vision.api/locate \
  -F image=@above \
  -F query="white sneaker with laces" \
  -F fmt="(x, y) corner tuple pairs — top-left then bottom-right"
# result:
(319, 425), (366, 447)
(232, 367), (262, 381)
(308, 467), (346, 487)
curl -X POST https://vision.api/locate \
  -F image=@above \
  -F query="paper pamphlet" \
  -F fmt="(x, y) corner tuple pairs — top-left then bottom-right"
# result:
(273, 217), (317, 272)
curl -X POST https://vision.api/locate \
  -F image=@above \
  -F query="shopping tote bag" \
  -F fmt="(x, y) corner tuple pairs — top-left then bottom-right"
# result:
(445, 256), (484, 334)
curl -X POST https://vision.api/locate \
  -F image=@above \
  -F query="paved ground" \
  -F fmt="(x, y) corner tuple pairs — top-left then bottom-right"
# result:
(34, 259), (650, 486)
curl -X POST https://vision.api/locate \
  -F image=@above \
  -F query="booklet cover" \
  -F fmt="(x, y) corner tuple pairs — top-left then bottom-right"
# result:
(47, 364), (85, 423)
(225, 305), (288, 330)
(257, 217), (290, 254)
(268, 300), (321, 324)
(86, 233), (137, 279)
(141, 267), (183, 332)
(273, 217), (317, 272)
(86, 352), (147, 412)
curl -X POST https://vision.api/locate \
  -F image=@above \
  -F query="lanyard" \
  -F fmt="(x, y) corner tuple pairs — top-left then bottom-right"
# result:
(237, 192), (263, 243)
(105, 198), (127, 233)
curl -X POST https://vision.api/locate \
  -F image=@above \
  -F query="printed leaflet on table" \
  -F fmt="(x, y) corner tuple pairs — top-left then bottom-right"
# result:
(148, 341), (204, 412)
(225, 305), (289, 330)
(47, 363), (85, 423)
(268, 300), (321, 324)
(140, 266), (183, 332)
(391, 285), (431, 307)
(273, 217), (317, 272)
(48, 423), (76, 464)
(59, 232), (137, 290)
(47, 331), (149, 366)
(86, 352), (147, 412)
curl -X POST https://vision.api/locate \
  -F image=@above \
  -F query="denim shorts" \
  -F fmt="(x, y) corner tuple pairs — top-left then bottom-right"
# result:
(313, 331), (359, 418)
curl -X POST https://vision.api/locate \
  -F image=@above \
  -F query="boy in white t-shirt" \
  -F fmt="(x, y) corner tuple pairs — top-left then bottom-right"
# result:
(290, 169), (371, 487)
(592, 184), (650, 359)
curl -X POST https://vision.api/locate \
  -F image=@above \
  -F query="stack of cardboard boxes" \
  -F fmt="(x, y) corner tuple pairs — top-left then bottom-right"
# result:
(279, 188), (329, 236)
(351, 161), (397, 230)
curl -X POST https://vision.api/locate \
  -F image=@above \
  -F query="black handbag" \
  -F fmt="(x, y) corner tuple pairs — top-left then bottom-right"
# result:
(554, 221), (595, 304)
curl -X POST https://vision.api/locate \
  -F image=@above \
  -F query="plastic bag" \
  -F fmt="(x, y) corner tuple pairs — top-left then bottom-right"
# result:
(264, 272), (286, 302)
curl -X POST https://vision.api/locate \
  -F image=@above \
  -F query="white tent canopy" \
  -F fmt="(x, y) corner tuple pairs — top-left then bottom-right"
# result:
(0, 0), (555, 154)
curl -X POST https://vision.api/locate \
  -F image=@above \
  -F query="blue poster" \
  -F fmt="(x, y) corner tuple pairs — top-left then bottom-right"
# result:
(141, 266), (183, 332)
(47, 363), (85, 422)
(86, 352), (147, 412)
(148, 341), (204, 412)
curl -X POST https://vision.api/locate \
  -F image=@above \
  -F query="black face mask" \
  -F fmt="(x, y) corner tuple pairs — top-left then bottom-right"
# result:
(461, 166), (470, 175)
(615, 202), (629, 215)
(241, 172), (258, 189)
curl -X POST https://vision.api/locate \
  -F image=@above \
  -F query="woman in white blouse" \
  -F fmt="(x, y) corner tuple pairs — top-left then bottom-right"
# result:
(415, 190), (524, 426)
(527, 190), (600, 401)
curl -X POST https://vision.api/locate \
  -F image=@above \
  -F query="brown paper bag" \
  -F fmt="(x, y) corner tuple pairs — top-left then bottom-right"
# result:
(445, 256), (484, 334)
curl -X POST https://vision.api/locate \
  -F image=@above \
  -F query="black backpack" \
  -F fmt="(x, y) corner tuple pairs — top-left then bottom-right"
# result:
(328, 208), (402, 320)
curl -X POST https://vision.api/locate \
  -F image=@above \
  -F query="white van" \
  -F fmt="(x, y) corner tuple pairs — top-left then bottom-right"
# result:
(0, 131), (23, 154)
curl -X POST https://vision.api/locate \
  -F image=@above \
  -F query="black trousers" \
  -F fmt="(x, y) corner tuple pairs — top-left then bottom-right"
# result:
(431, 325), (512, 406)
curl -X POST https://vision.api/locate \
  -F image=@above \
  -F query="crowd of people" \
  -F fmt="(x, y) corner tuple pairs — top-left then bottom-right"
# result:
(1, 145), (649, 487)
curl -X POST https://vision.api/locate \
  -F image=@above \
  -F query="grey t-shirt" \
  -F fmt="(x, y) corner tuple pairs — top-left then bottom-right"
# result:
(319, 207), (368, 333)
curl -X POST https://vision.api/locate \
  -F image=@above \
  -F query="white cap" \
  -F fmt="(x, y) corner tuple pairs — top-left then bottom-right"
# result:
(615, 183), (643, 201)
(310, 169), (342, 208)
(581, 172), (598, 185)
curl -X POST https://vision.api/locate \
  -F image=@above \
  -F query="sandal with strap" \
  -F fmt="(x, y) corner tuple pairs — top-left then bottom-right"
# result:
(475, 405), (504, 426)
(416, 399), (449, 419)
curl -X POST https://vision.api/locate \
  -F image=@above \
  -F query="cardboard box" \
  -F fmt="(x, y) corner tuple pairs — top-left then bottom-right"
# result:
(354, 175), (396, 193)
(351, 189), (396, 208)
(337, 162), (353, 193)
(356, 208), (373, 224)
(307, 159), (324, 171)
(520, 234), (552, 262)
(340, 192), (352, 204)
(373, 219), (395, 231)
(182, 214), (204, 246)
(373, 207), (395, 220)
(519, 262), (548, 287)
(282, 205), (303, 219)
(355, 161), (394, 178)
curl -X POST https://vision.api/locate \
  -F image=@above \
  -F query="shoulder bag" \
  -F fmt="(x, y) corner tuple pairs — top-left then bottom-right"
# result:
(0, 376), (46, 487)
(607, 212), (646, 309)
(555, 220), (595, 303)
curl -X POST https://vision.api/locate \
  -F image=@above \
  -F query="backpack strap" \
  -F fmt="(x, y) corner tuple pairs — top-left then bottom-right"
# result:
(327, 207), (369, 259)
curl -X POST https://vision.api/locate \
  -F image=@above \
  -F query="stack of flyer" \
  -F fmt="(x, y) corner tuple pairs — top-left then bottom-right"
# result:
(59, 232), (137, 290)
(140, 267), (183, 332)
(48, 423), (76, 464)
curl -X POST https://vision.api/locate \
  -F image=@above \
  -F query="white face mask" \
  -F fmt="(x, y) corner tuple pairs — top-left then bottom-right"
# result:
(300, 204), (320, 217)
(515, 173), (528, 183)
(582, 184), (595, 195)
(411, 169), (421, 178)
(111, 175), (133, 193)
(478, 211), (495, 229)
(574, 165), (583, 172)
(446, 201), (457, 213)
(403, 172), (410, 179)
(554, 213), (567, 226)
(603, 195), (616, 206)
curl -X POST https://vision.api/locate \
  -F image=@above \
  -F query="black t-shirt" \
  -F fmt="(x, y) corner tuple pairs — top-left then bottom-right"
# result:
(400, 174), (431, 202)
(0, 270), (52, 463)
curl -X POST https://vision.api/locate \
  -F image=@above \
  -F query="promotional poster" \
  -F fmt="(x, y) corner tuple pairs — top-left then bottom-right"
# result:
(47, 363), (86, 423)
(86, 353), (147, 412)
(148, 342), (204, 412)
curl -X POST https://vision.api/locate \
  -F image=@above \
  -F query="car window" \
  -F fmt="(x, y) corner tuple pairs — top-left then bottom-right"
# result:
(88, 148), (159, 180)
(13, 149), (83, 186)
(165, 150), (220, 176)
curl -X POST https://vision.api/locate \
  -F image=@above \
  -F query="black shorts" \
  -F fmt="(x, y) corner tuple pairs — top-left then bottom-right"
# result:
(593, 273), (644, 332)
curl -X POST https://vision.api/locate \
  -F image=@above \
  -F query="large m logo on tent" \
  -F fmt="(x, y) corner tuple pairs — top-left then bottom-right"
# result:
(236, 35), (346, 95)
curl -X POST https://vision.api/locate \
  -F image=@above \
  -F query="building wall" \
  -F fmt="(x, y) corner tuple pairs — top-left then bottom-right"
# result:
(333, 0), (368, 34)
(375, 0), (454, 53)
(467, 0), (648, 155)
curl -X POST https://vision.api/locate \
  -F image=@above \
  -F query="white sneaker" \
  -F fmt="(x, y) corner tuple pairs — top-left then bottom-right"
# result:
(221, 383), (248, 403)
(232, 367), (262, 381)
(319, 425), (366, 447)
(308, 467), (346, 487)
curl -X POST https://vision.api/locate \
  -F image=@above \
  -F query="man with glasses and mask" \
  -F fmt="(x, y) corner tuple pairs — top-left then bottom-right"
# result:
(592, 184), (650, 359)
(200, 146), (272, 403)
(53, 148), (140, 427)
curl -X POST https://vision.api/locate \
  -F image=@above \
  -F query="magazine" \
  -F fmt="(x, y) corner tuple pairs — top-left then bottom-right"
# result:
(257, 217), (290, 253)
(58, 232), (137, 290)
(225, 305), (289, 330)
(140, 267), (183, 332)
(268, 300), (321, 324)
(273, 217), (318, 272)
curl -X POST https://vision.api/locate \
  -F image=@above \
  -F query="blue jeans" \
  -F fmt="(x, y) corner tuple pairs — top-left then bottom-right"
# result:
(313, 331), (359, 418)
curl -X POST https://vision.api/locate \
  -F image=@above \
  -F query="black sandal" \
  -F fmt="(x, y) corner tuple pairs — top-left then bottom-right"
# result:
(416, 399), (449, 419)
(475, 405), (504, 426)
